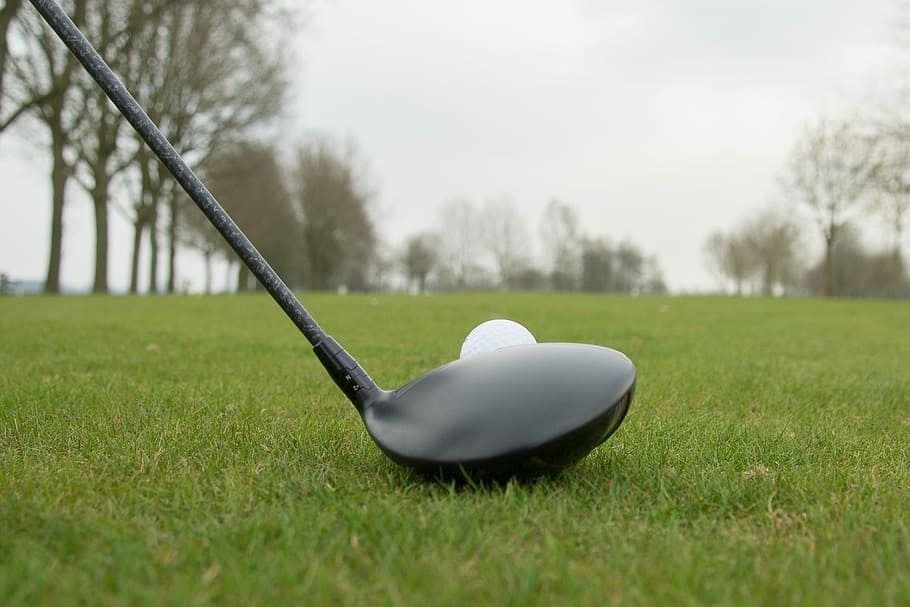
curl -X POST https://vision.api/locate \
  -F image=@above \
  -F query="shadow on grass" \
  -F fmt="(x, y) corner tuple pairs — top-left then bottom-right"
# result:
(391, 448), (635, 494)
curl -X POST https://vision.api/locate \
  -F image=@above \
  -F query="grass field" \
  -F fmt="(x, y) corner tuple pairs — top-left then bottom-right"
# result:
(1, 293), (909, 606)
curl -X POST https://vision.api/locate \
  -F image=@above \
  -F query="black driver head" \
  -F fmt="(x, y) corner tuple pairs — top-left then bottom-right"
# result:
(360, 343), (635, 478)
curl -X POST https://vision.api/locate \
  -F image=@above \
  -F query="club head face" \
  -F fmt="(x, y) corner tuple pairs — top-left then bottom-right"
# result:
(360, 343), (635, 479)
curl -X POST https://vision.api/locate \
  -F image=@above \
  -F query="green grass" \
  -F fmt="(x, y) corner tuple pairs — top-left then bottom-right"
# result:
(1, 293), (908, 606)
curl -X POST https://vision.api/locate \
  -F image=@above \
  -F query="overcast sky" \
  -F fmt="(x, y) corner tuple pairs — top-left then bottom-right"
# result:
(0, 0), (902, 292)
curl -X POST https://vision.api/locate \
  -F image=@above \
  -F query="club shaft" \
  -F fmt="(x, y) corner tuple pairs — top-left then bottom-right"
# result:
(29, 0), (326, 345)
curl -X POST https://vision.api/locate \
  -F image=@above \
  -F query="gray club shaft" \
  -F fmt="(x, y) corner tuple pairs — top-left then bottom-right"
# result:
(28, 0), (326, 346)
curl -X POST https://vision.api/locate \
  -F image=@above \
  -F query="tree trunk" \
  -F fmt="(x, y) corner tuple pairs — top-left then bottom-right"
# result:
(130, 159), (155, 294)
(166, 194), (178, 293)
(37, 0), (84, 293)
(148, 204), (159, 293)
(204, 248), (212, 294)
(823, 238), (834, 297)
(893, 220), (904, 299)
(762, 267), (773, 297)
(222, 260), (229, 293)
(44, 120), (67, 294)
(237, 263), (251, 292)
(91, 170), (110, 294)
(822, 221), (840, 298)
(224, 260), (234, 293)
(128, 216), (145, 294)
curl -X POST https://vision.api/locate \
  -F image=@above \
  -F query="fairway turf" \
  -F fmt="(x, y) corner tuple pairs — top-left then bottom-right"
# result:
(1, 293), (908, 606)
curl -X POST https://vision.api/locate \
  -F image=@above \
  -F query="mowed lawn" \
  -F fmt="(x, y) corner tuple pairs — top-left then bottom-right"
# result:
(1, 293), (908, 606)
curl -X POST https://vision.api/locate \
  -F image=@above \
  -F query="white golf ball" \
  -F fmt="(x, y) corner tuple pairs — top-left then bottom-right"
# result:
(459, 319), (537, 359)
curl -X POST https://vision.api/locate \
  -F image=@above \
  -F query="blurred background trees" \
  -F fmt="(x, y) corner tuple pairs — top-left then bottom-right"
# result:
(779, 119), (880, 297)
(704, 122), (910, 298)
(1, 0), (83, 293)
(541, 199), (581, 292)
(191, 140), (299, 293)
(3, 1), (909, 298)
(704, 207), (802, 296)
(697, 1), (910, 299)
(1, 0), (291, 294)
(294, 139), (376, 292)
(400, 233), (437, 294)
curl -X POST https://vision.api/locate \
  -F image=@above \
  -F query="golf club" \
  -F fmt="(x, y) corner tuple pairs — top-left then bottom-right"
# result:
(30, 0), (636, 478)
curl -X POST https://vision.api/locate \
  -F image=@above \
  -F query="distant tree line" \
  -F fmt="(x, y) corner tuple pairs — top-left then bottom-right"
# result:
(184, 141), (667, 295)
(2, 1), (664, 296)
(399, 198), (666, 295)
(705, 117), (910, 299)
(704, 3), (910, 300)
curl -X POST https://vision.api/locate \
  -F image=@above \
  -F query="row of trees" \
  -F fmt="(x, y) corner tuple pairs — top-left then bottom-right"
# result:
(1, 0), (293, 293)
(188, 138), (376, 294)
(189, 139), (666, 294)
(2, 1), (662, 296)
(706, 0), (910, 301)
(400, 198), (666, 294)
(704, 0), (910, 299)
(705, 117), (910, 299)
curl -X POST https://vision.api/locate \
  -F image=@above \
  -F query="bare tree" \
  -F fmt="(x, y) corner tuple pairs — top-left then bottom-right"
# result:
(805, 223), (908, 297)
(1, 0), (86, 293)
(868, 133), (910, 296)
(70, 59), (129, 292)
(65, 1), (194, 293)
(614, 240), (644, 294)
(401, 232), (437, 294)
(367, 239), (395, 292)
(192, 140), (300, 292)
(780, 118), (879, 296)
(641, 255), (667, 294)
(580, 237), (612, 292)
(508, 266), (547, 290)
(163, 1), (291, 293)
(180, 195), (223, 294)
(120, 0), (291, 293)
(581, 236), (660, 294)
(293, 138), (375, 291)
(436, 198), (482, 289)
(540, 199), (581, 291)
(480, 197), (529, 289)
(4, 0), (292, 294)
(704, 231), (756, 295)
(126, 151), (175, 293)
(742, 207), (803, 296)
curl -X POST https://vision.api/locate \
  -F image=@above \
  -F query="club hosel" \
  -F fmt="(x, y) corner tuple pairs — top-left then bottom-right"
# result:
(313, 336), (378, 412)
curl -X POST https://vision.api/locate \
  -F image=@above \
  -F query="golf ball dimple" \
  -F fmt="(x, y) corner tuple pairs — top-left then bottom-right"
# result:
(459, 319), (537, 359)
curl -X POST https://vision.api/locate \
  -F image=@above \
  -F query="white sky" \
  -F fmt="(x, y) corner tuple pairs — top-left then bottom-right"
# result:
(0, 0), (902, 292)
